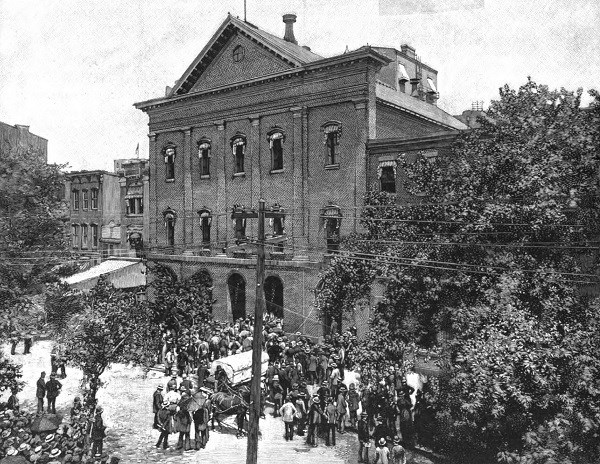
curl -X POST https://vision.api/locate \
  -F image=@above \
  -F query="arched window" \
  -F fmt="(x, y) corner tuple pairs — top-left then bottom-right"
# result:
(163, 145), (176, 181)
(163, 209), (176, 246)
(231, 205), (248, 244)
(267, 128), (285, 171)
(228, 273), (246, 320)
(322, 121), (342, 166)
(322, 203), (342, 253)
(231, 134), (246, 174)
(198, 208), (212, 246)
(198, 138), (211, 177)
(265, 275), (284, 319)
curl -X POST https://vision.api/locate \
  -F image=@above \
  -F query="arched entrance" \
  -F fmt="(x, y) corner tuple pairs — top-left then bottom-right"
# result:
(227, 273), (246, 321)
(265, 275), (284, 319)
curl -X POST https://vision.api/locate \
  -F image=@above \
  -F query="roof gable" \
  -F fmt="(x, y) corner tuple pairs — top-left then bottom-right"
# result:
(171, 15), (323, 96)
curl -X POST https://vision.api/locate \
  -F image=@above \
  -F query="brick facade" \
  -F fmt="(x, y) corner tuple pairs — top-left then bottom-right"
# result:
(135, 14), (467, 335)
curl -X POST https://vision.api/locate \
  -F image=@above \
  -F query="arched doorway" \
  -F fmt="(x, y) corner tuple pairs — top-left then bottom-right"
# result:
(265, 275), (284, 319)
(227, 273), (246, 321)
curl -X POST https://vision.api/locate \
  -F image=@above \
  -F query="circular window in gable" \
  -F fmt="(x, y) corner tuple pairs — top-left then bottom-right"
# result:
(232, 45), (245, 62)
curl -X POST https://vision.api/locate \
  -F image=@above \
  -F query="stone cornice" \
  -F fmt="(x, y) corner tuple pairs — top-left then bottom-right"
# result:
(366, 130), (462, 154)
(134, 48), (389, 112)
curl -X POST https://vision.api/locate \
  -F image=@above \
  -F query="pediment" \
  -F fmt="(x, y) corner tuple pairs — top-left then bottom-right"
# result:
(170, 15), (323, 96)
(189, 32), (293, 93)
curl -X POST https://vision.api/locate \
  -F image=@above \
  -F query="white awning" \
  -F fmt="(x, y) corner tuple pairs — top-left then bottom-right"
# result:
(427, 77), (438, 93)
(62, 259), (146, 290)
(398, 63), (410, 81)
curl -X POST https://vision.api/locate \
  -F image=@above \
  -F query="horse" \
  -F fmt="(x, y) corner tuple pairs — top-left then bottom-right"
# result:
(210, 385), (250, 431)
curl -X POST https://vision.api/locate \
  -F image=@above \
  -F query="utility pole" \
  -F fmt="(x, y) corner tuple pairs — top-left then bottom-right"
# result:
(246, 199), (265, 464)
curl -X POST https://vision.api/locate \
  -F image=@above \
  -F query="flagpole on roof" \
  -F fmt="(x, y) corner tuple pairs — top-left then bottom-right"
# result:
(244, 0), (247, 22)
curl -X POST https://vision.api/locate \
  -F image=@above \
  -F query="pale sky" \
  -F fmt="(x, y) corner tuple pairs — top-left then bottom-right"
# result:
(1, 0), (598, 171)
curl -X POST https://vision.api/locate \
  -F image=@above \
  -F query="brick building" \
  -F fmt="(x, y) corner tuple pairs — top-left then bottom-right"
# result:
(134, 14), (466, 335)
(0, 122), (48, 162)
(114, 158), (150, 257)
(64, 171), (122, 257)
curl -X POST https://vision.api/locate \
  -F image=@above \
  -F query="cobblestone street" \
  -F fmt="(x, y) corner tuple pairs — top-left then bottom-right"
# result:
(2, 340), (432, 464)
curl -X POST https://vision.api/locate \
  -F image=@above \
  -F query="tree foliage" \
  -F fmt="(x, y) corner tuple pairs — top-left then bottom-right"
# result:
(62, 276), (161, 403)
(0, 146), (72, 337)
(0, 350), (24, 395)
(147, 263), (214, 331)
(315, 80), (600, 462)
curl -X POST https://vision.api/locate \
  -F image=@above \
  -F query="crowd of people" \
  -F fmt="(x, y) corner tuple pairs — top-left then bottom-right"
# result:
(0, 385), (118, 464)
(157, 314), (431, 463)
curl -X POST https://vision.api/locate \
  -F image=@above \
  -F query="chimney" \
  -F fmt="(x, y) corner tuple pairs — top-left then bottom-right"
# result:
(283, 14), (298, 44)
(400, 44), (416, 58)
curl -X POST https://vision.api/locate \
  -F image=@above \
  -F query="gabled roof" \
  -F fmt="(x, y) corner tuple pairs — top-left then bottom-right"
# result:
(170, 15), (323, 97)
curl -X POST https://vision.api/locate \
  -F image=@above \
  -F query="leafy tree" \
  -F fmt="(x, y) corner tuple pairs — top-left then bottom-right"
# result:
(316, 80), (600, 462)
(0, 350), (24, 395)
(0, 146), (72, 338)
(44, 282), (86, 336)
(148, 263), (214, 332)
(62, 276), (161, 404)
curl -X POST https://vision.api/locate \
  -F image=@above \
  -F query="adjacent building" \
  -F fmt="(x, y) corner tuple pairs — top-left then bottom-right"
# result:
(0, 122), (48, 162)
(134, 14), (467, 334)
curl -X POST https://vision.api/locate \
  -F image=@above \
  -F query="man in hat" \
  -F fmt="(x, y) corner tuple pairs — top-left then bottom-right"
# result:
(317, 381), (330, 413)
(89, 406), (106, 457)
(324, 397), (337, 446)
(152, 386), (163, 429)
(278, 396), (297, 441)
(336, 385), (348, 434)
(45, 374), (62, 414)
(294, 392), (306, 436)
(358, 412), (371, 464)
(175, 405), (192, 450)
(348, 383), (360, 429)
(7, 388), (20, 412)
(35, 372), (46, 415)
(329, 363), (341, 397)
(196, 360), (210, 389)
(192, 396), (209, 450)
(155, 401), (171, 449)
(390, 436), (406, 464)
(374, 437), (390, 464)
(164, 347), (175, 377)
(306, 396), (324, 447)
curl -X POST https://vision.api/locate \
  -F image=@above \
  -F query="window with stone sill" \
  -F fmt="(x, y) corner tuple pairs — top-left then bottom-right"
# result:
(82, 190), (89, 210)
(164, 211), (176, 247)
(91, 188), (99, 209)
(72, 190), (80, 211)
(198, 139), (211, 177)
(81, 224), (88, 249)
(378, 161), (397, 194)
(126, 197), (143, 215)
(321, 204), (342, 253)
(322, 121), (342, 167)
(198, 209), (212, 245)
(90, 224), (98, 248)
(71, 224), (79, 249)
(231, 134), (247, 174)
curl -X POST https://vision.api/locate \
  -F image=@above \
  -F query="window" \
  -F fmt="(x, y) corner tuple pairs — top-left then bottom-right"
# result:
(268, 129), (285, 171)
(198, 139), (211, 177)
(90, 224), (98, 248)
(322, 204), (342, 253)
(378, 161), (397, 193)
(82, 190), (89, 210)
(71, 224), (79, 248)
(234, 217), (247, 243)
(231, 135), (246, 174)
(126, 197), (143, 215)
(198, 209), (212, 246)
(228, 273), (246, 320)
(398, 63), (410, 83)
(164, 146), (176, 181)
(322, 122), (342, 166)
(265, 276), (284, 318)
(91, 188), (98, 209)
(81, 224), (88, 249)
(426, 77), (438, 94)
(72, 190), (80, 210)
(164, 211), (176, 246)
(232, 45), (245, 62)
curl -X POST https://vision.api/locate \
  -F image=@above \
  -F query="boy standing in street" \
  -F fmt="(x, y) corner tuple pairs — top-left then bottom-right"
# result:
(278, 396), (297, 441)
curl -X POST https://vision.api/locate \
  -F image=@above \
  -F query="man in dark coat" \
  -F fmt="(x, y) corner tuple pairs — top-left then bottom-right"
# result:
(156, 401), (172, 449)
(358, 412), (371, 464)
(90, 406), (106, 456)
(36, 371), (46, 414)
(192, 401), (209, 449)
(306, 397), (325, 446)
(45, 373), (62, 414)
(152, 386), (163, 429)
